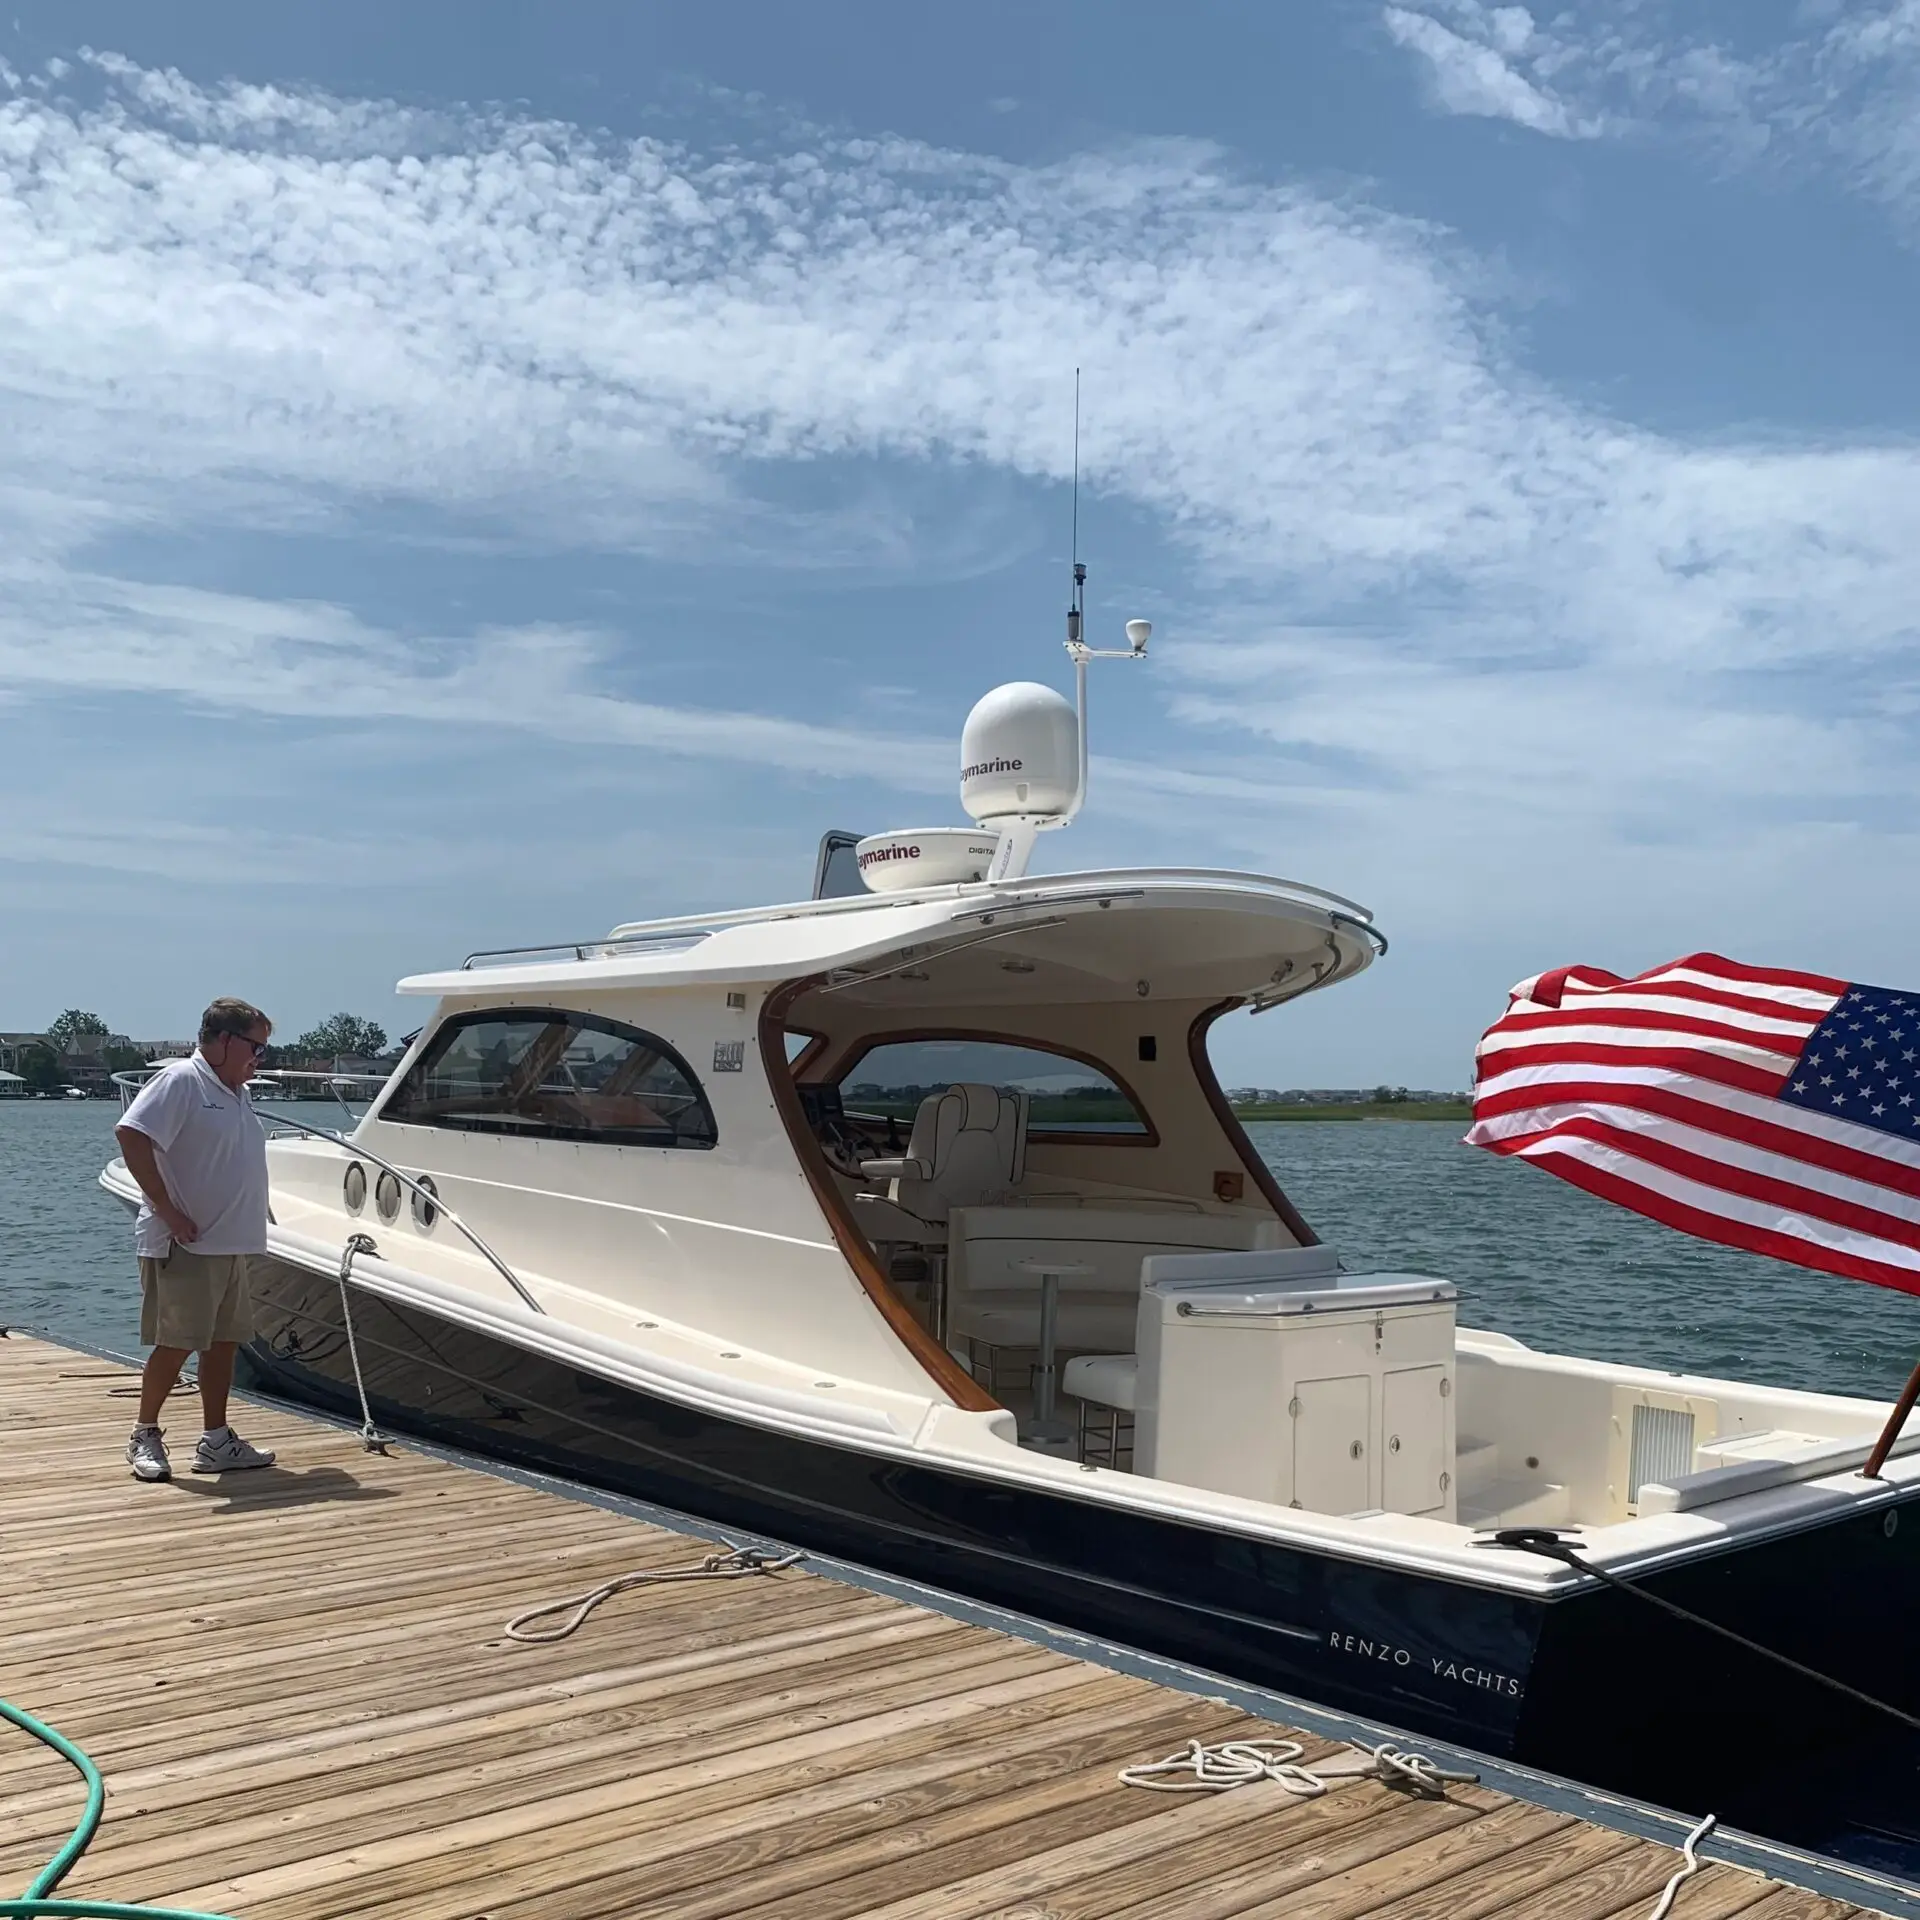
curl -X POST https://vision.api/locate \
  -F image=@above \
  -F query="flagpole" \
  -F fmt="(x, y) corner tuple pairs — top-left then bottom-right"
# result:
(1862, 1356), (1920, 1480)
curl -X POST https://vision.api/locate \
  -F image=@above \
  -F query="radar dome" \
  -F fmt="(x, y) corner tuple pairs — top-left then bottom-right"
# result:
(960, 682), (1078, 823)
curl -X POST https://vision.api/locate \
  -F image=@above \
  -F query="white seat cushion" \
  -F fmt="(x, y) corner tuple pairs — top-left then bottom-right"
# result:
(1064, 1353), (1137, 1412)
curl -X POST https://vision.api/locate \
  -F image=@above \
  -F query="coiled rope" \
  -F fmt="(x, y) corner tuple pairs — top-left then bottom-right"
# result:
(1121, 1731), (1716, 1920)
(1119, 1736), (1475, 1797)
(503, 1544), (806, 1643)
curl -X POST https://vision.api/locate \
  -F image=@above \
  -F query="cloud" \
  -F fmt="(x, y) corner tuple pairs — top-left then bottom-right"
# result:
(3, 51), (1920, 983)
(1381, 3), (1920, 238)
(0, 565), (954, 787)
(1382, 5), (1606, 139)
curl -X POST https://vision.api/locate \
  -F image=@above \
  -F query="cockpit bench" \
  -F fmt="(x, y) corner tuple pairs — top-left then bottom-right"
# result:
(945, 1205), (1288, 1379)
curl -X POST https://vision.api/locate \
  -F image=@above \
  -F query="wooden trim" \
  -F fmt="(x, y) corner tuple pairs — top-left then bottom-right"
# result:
(786, 1027), (830, 1080)
(760, 979), (999, 1413)
(814, 1027), (1162, 1150)
(1188, 999), (1320, 1247)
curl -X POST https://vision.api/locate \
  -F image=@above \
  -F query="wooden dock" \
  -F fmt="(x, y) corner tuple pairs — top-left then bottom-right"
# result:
(0, 1332), (1890, 1920)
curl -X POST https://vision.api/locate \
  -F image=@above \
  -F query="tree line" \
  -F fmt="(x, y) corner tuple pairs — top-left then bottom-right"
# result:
(10, 1009), (391, 1094)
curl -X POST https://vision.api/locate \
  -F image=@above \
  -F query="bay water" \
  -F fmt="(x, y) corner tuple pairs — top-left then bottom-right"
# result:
(5, 1100), (1919, 1398)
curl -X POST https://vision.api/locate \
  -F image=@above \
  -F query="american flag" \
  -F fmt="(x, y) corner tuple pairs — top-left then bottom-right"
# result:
(1465, 953), (1920, 1297)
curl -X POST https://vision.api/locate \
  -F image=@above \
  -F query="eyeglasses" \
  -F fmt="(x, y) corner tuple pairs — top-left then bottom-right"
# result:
(220, 1032), (270, 1058)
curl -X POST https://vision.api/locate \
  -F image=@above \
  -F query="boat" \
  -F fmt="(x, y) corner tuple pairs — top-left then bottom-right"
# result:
(103, 604), (1920, 1871)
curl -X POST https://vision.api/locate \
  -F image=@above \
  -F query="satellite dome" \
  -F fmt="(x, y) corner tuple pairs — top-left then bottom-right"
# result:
(854, 828), (1001, 893)
(960, 682), (1078, 824)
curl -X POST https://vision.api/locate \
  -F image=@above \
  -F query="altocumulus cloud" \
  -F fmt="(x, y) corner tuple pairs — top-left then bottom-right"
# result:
(1379, 1), (1920, 240)
(2, 53), (1920, 950)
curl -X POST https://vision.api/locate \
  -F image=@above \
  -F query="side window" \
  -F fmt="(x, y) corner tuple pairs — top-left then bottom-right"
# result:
(835, 1037), (1150, 1139)
(379, 1009), (717, 1149)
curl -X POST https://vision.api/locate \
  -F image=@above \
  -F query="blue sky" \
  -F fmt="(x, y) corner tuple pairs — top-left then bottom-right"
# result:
(5, 1), (1920, 1086)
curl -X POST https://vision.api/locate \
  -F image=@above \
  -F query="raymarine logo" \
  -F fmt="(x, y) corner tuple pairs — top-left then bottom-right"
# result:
(962, 756), (1024, 781)
(858, 842), (920, 869)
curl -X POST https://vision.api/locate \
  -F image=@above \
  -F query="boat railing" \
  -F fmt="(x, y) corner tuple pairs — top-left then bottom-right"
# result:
(114, 1064), (391, 1126)
(461, 930), (712, 970)
(575, 865), (1380, 954)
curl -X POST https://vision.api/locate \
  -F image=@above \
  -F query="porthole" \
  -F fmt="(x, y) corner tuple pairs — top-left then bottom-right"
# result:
(411, 1174), (439, 1232)
(375, 1170), (403, 1223)
(1885, 1510), (1901, 1540)
(343, 1163), (367, 1213)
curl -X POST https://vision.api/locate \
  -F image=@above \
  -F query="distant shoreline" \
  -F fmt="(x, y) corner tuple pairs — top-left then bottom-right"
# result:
(1233, 1101), (1472, 1123)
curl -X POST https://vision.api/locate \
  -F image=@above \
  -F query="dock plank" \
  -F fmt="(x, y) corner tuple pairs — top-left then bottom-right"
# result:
(0, 1335), (1884, 1920)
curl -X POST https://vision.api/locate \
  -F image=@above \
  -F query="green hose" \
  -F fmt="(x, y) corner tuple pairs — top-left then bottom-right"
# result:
(0, 1697), (237, 1920)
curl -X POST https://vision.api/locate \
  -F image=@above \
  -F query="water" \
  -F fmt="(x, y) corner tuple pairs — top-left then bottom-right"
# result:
(6, 1102), (1920, 1399)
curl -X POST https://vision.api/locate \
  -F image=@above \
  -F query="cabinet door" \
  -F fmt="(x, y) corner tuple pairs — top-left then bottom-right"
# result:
(1291, 1374), (1372, 1515)
(1383, 1364), (1448, 1514)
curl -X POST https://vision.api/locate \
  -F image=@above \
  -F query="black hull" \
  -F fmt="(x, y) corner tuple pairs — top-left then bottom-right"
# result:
(243, 1257), (1920, 1870)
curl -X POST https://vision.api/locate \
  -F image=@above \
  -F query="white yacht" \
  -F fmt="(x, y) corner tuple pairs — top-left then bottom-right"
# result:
(105, 612), (1920, 1868)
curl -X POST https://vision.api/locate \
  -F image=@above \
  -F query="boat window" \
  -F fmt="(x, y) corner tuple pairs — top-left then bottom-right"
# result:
(834, 1036), (1150, 1139)
(378, 1009), (717, 1149)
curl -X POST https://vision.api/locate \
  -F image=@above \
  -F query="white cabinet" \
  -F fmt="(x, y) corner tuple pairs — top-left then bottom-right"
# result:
(1135, 1271), (1458, 1519)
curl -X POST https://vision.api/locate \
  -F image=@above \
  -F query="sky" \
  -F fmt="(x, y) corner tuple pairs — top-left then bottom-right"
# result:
(4, 1), (1920, 1086)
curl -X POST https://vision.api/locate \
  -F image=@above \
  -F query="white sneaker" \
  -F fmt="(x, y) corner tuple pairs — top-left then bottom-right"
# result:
(127, 1426), (171, 1482)
(192, 1426), (276, 1473)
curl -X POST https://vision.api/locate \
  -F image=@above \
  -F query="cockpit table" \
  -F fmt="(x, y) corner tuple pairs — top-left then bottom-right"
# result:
(1014, 1257), (1094, 1454)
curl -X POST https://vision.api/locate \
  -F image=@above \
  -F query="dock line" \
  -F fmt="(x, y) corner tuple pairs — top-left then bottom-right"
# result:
(503, 1542), (807, 1643)
(1483, 1525), (1920, 1734)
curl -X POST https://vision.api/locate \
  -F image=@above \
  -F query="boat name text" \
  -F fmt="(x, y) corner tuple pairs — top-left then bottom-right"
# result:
(1327, 1630), (1522, 1697)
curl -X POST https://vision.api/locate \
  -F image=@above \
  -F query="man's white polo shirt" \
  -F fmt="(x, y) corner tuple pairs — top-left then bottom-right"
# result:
(119, 1053), (270, 1259)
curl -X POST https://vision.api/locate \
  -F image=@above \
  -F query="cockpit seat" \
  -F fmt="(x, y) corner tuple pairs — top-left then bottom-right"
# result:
(860, 1082), (1028, 1228)
(1064, 1353), (1137, 1468)
(1062, 1353), (1137, 1411)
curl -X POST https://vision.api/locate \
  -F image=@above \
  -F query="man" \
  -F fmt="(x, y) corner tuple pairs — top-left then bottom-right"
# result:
(115, 997), (280, 1481)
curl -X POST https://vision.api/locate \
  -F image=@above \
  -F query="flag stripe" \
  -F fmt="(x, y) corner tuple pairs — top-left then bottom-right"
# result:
(1552, 980), (1837, 1027)
(1484, 1128), (1920, 1297)
(1636, 955), (1849, 1000)
(1489, 1003), (1819, 1049)
(1477, 1033), (1796, 1091)
(1469, 1102), (1920, 1232)
(1470, 1068), (1920, 1195)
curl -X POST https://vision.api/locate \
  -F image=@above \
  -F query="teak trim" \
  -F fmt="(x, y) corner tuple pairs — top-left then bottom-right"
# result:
(1188, 998), (1320, 1247)
(761, 978), (999, 1413)
(808, 1027), (1162, 1149)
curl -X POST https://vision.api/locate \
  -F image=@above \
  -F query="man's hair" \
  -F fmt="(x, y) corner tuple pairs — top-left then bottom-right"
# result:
(200, 997), (272, 1045)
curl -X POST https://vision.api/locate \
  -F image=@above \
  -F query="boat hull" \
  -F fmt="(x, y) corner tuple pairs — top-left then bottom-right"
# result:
(241, 1254), (1920, 1868)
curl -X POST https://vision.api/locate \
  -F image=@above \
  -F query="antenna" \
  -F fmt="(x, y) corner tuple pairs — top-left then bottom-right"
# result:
(1067, 367), (1085, 650)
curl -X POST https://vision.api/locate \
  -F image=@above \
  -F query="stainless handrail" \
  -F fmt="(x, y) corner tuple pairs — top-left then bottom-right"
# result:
(1174, 1287), (1454, 1317)
(462, 930), (710, 970)
(262, 1112), (547, 1318)
(597, 865), (1377, 945)
(116, 1063), (388, 1127)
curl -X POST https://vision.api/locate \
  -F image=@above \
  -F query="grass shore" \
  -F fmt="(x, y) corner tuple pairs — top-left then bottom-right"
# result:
(1232, 1101), (1472, 1122)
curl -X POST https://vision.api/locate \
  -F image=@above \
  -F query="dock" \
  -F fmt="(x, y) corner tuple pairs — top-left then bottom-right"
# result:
(0, 1331), (1894, 1920)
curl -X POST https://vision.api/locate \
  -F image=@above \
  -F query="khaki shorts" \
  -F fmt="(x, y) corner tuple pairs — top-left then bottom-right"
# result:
(138, 1247), (255, 1350)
